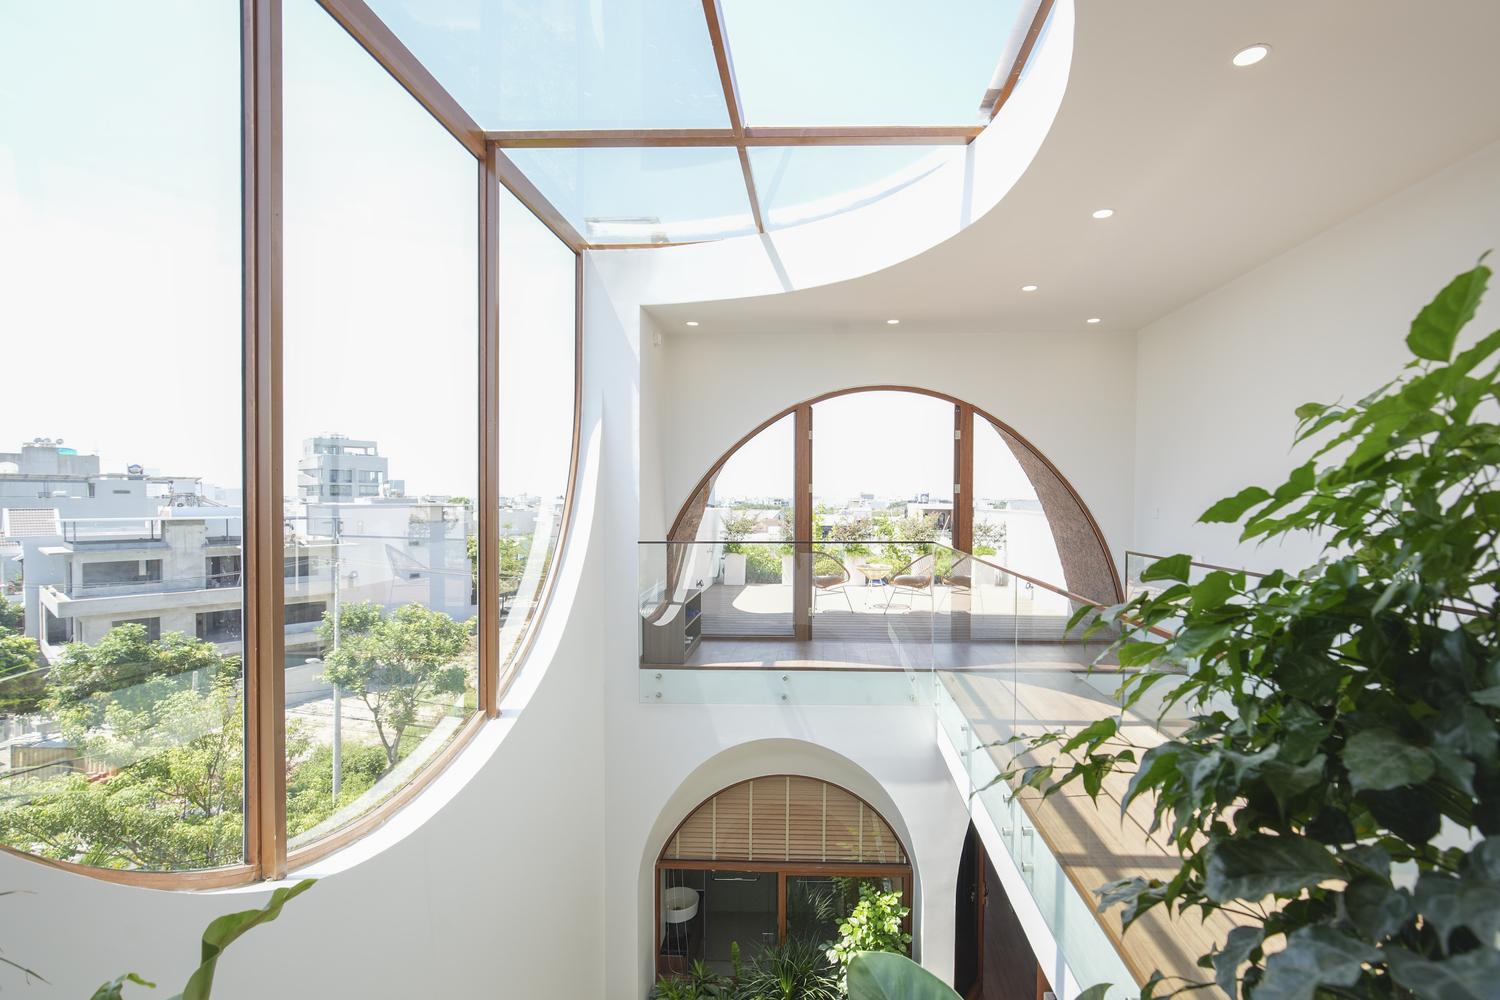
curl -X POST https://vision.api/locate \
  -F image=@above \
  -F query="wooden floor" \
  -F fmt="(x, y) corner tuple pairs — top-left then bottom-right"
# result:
(942, 670), (1239, 994)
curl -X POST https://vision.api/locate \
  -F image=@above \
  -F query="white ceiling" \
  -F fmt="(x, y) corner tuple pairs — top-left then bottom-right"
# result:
(646, 0), (1500, 336)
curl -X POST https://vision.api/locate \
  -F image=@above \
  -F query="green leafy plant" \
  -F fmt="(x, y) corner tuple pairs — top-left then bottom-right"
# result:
(92, 878), (314, 999)
(651, 959), (732, 999)
(824, 883), (911, 993)
(1005, 261), (1500, 998)
(721, 513), (759, 555)
(845, 952), (1107, 1000)
(845, 952), (958, 1000)
(318, 602), (470, 771)
(738, 938), (840, 1000)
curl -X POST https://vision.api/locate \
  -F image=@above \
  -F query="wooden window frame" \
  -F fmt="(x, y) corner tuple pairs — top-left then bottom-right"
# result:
(654, 775), (915, 978)
(0, 0), (585, 889)
(663, 386), (1122, 642)
(336, 0), (1054, 246)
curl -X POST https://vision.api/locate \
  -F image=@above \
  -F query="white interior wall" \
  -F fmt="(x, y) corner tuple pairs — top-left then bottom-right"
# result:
(648, 327), (1137, 574)
(1134, 138), (1500, 572)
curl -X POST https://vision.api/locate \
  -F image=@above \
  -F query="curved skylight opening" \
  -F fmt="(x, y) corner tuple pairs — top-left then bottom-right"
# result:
(363, 0), (1053, 246)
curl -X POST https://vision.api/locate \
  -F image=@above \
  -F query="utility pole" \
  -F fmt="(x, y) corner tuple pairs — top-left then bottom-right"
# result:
(330, 508), (342, 803)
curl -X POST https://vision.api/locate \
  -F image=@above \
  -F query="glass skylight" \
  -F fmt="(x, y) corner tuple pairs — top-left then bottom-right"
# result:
(720, 0), (1027, 126)
(365, 0), (730, 129)
(505, 147), (756, 245)
(749, 146), (949, 230)
(354, 0), (1048, 245)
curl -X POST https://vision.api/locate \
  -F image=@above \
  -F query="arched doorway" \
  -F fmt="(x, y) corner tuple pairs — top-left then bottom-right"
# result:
(658, 387), (1118, 647)
(655, 774), (914, 979)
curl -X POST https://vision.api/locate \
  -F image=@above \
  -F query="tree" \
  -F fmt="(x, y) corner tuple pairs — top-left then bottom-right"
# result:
(0, 625), (39, 680)
(467, 532), (531, 603)
(318, 602), (469, 771)
(0, 625), (244, 870)
(971, 519), (1006, 558)
(825, 883), (912, 993)
(720, 512), (759, 554)
(0, 600), (23, 632)
(1008, 262), (1500, 998)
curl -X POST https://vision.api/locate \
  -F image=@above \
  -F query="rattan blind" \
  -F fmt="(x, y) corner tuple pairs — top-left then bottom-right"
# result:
(663, 776), (907, 864)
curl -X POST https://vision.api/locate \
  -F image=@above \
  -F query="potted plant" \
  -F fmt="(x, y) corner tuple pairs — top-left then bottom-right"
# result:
(720, 512), (757, 587)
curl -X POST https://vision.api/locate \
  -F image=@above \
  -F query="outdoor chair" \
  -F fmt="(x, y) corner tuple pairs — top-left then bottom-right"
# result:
(884, 553), (936, 613)
(811, 551), (856, 614)
(940, 555), (973, 613)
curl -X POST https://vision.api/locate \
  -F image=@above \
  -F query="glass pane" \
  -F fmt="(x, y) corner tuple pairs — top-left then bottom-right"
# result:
(496, 185), (576, 675)
(697, 414), (795, 638)
(722, 0), (1026, 126)
(283, 0), (479, 848)
(972, 417), (1065, 585)
(365, 0), (729, 130)
(0, 2), (243, 872)
(702, 869), (778, 969)
(749, 146), (948, 230)
(505, 147), (755, 245)
(810, 392), (954, 637)
(785, 875), (906, 950)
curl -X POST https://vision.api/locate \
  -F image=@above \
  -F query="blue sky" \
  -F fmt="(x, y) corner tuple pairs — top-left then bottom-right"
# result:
(2, 0), (572, 501)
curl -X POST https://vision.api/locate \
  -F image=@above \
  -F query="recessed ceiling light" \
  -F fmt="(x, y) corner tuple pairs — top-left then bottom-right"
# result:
(1086, 317), (1102, 324)
(1232, 44), (1271, 67)
(886, 318), (901, 325)
(1091, 208), (1114, 219)
(684, 320), (699, 327)
(1021, 284), (1039, 292)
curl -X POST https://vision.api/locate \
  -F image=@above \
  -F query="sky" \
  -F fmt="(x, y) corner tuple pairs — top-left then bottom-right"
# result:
(1, 1), (573, 502)
(364, 0), (1027, 240)
(710, 392), (1039, 505)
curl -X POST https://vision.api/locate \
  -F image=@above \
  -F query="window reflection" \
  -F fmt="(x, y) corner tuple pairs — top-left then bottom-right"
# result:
(0, 1), (244, 872)
(282, 0), (479, 848)
(495, 185), (577, 674)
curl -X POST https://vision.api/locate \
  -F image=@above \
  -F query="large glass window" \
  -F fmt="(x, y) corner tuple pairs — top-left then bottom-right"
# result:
(0, 1), (244, 871)
(693, 413), (795, 638)
(282, 0), (479, 848)
(972, 417), (1065, 590)
(495, 185), (577, 675)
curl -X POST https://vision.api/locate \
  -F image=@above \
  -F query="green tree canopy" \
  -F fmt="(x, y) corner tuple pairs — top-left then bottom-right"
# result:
(318, 602), (469, 770)
(1011, 261), (1500, 998)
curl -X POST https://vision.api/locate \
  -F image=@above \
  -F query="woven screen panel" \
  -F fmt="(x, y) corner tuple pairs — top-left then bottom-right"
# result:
(713, 782), (752, 861)
(662, 776), (907, 865)
(749, 776), (789, 861)
(786, 776), (827, 860)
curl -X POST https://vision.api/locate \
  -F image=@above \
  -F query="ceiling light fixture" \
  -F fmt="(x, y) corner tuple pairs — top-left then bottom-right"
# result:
(1021, 284), (1038, 292)
(1091, 208), (1114, 219)
(684, 320), (699, 327)
(1086, 317), (1102, 324)
(1232, 43), (1271, 67)
(886, 318), (901, 325)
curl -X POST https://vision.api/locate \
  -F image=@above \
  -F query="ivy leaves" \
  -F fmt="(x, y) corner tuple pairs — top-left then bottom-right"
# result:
(1014, 261), (1500, 999)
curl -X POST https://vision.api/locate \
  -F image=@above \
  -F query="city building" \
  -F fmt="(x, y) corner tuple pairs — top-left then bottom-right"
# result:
(296, 434), (396, 501)
(2, 4), (1497, 1000)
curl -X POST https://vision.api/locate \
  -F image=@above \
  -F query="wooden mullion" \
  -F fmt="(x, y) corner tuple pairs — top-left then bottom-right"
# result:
(986, 0), (1056, 121)
(700, 0), (745, 132)
(793, 404), (813, 640)
(478, 146), (500, 718)
(738, 146), (765, 234)
(314, 0), (484, 157)
(242, 0), (286, 881)
(485, 126), (981, 148)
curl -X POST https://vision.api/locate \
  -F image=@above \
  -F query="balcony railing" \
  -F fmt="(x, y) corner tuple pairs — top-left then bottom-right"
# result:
(638, 538), (1206, 997)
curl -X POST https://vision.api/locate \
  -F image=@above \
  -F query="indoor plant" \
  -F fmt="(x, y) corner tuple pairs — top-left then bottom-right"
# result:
(1002, 261), (1500, 998)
